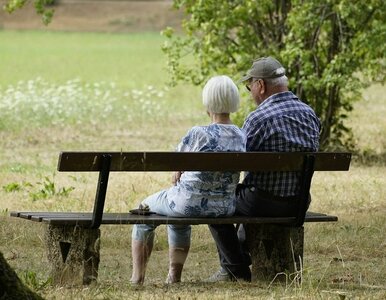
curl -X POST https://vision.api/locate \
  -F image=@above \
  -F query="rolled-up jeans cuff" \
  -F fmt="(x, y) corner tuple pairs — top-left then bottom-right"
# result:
(167, 224), (191, 247)
(132, 224), (156, 242)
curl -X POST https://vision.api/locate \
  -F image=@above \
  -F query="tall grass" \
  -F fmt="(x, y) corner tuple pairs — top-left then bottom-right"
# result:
(0, 30), (385, 299)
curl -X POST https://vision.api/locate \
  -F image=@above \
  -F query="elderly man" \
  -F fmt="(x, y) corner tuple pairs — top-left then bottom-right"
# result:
(207, 57), (321, 282)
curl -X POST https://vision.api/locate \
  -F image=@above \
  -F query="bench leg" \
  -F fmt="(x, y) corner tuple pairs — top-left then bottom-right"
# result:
(245, 224), (304, 283)
(45, 225), (100, 285)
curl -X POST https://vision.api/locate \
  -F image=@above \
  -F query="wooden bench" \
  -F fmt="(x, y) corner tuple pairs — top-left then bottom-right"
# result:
(10, 151), (351, 285)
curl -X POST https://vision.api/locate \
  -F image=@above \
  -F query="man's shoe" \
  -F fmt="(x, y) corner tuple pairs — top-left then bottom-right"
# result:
(205, 269), (232, 282)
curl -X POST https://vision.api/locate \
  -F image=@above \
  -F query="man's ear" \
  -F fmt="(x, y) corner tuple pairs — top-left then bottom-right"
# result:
(259, 79), (265, 95)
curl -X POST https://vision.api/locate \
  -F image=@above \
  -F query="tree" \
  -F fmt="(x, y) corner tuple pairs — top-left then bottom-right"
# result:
(0, 252), (44, 300)
(3, 0), (54, 24)
(162, 0), (386, 149)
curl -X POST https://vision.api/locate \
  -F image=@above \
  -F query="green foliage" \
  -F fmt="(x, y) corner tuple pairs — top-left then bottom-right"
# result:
(2, 182), (33, 193)
(2, 176), (75, 201)
(29, 176), (75, 201)
(3, 0), (54, 25)
(163, 0), (386, 149)
(22, 270), (51, 291)
(2, 182), (22, 192)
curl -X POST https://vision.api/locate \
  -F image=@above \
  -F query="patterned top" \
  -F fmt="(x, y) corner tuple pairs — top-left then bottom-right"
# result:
(166, 124), (246, 217)
(242, 91), (321, 197)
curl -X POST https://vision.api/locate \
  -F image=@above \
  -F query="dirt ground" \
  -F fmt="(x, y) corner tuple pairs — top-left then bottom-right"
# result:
(0, 0), (183, 32)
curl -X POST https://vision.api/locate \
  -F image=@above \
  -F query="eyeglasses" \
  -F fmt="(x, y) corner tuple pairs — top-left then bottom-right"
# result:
(245, 79), (259, 91)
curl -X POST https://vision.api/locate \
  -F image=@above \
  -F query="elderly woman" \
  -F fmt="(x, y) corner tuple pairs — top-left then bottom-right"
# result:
(130, 75), (246, 285)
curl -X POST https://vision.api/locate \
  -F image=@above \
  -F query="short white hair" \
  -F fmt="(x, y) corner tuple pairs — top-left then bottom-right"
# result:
(202, 75), (240, 113)
(264, 75), (289, 87)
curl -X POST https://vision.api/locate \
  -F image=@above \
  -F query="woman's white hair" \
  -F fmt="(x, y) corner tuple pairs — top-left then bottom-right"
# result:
(202, 75), (240, 113)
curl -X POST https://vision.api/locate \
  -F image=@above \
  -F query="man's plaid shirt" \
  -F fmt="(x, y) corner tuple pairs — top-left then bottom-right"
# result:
(242, 91), (321, 197)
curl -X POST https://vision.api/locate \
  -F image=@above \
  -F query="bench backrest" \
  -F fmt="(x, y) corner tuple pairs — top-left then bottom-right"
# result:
(58, 152), (351, 172)
(58, 152), (351, 229)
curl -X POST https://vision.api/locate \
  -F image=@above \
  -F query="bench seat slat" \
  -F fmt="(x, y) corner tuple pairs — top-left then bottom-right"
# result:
(10, 211), (337, 226)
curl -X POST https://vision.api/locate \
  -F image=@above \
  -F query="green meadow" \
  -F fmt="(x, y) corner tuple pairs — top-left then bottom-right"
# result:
(0, 30), (385, 299)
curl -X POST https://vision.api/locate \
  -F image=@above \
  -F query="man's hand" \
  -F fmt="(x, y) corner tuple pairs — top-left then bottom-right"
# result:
(172, 171), (183, 185)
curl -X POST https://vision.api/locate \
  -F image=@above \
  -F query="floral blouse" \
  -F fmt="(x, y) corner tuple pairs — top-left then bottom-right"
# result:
(166, 124), (246, 217)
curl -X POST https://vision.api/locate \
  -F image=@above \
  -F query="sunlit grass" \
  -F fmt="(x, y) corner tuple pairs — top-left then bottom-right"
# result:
(0, 31), (167, 87)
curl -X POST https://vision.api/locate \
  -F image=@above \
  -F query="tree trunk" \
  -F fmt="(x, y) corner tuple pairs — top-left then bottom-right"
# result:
(0, 251), (44, 300)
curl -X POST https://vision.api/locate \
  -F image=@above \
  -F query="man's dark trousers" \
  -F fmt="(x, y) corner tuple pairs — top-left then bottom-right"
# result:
(208, 184), (302, 281)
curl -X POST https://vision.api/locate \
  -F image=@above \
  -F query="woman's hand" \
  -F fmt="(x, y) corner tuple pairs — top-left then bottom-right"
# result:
(172, 171), (183, 185)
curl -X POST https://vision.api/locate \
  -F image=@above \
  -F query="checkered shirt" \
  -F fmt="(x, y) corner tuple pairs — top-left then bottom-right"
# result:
(242, 91), (321, 197)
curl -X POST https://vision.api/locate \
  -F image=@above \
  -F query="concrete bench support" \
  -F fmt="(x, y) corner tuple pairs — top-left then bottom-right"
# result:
(45, 225), (100, 285)
(245, 224), (304, 283)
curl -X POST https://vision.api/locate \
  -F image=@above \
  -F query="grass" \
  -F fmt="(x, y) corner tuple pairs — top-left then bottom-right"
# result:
(0, 31), (168, 87)
(0, 30), (385, 299)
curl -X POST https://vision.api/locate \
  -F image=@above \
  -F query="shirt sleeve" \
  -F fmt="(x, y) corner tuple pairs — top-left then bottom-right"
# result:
(176, 127), (207, 152)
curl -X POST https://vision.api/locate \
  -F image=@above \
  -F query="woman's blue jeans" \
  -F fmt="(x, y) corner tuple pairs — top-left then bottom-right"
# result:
(131, 190), (191, 248)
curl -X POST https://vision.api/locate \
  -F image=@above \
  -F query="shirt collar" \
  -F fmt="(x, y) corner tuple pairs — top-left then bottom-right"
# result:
(259, 91), (297, 108)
